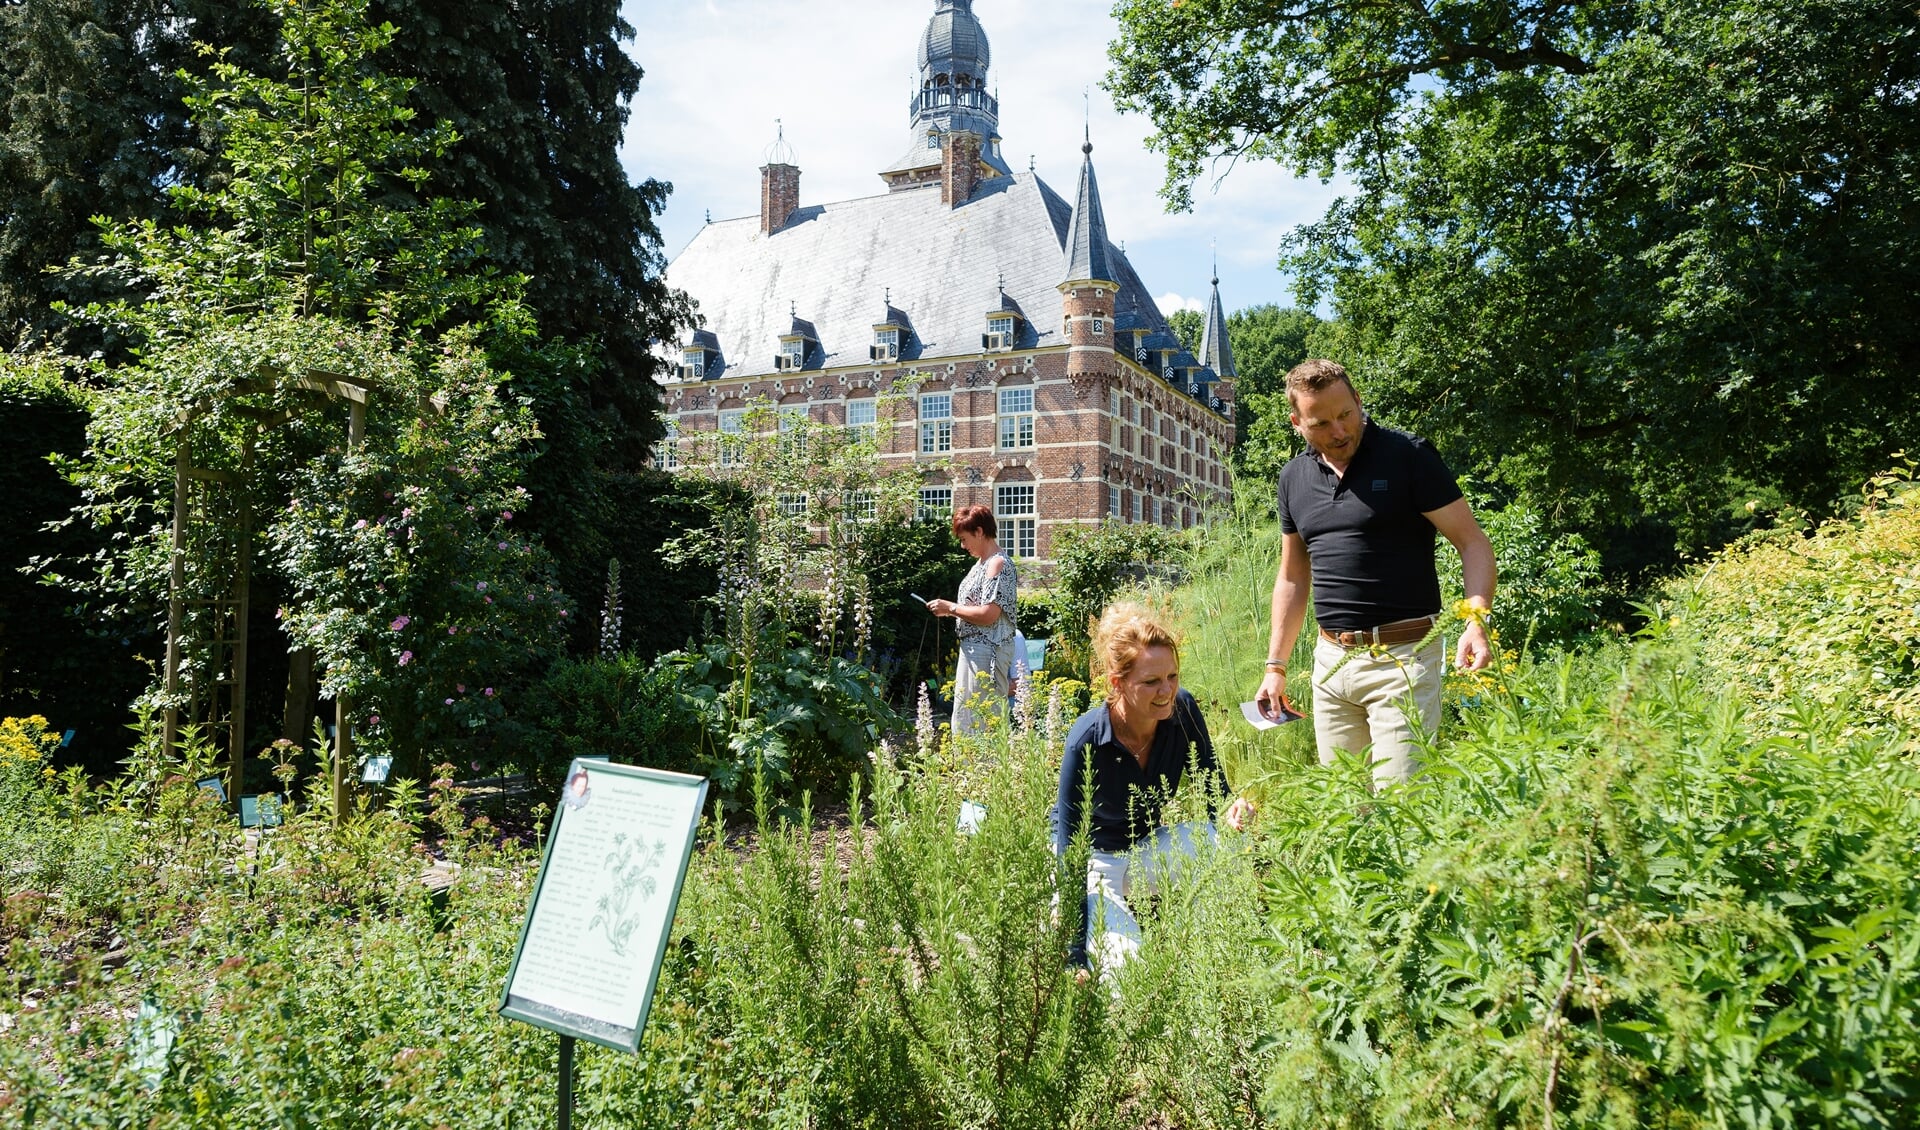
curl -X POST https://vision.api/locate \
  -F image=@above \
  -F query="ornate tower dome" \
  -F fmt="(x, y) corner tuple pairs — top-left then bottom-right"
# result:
(884, 0), (1010, 188)
(918, 0), (990, 82)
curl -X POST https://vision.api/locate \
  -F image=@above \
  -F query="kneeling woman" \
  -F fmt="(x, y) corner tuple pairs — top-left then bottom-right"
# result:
(1052, 603), (1252, 973)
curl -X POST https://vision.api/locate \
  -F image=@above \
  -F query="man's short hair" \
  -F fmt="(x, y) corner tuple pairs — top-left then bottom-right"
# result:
(1284, 359), (1357, 411)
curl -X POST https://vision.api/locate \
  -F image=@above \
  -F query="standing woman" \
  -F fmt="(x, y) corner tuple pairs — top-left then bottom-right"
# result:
(1052, 602), (1253, 973)
(926, 504), (1018, 736)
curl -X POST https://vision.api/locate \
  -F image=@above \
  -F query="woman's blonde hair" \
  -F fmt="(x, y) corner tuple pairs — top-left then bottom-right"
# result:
(1090, 601), (1180, 701)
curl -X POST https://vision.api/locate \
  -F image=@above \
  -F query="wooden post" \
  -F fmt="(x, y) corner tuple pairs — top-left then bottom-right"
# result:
(332, 398), (366, 826)
(229, 439), (254, 802)
(282, 648), (315, 745)
(163, 433), (189, 757)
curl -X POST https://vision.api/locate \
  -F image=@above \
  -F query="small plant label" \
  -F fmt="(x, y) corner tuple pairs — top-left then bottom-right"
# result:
(499, 759), (707, 1052)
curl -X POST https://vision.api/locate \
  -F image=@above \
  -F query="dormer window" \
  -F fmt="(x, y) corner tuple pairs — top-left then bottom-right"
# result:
(983, 314), (1018, 352)
(680, 349), (706, 381)
(776, 338), (806, 371)
(871, 327), (900, 363)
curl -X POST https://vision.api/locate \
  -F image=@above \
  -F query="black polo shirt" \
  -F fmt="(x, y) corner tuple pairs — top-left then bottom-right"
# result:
(1277, 422), (1463, 632)
(1051, 689), (1218, 856)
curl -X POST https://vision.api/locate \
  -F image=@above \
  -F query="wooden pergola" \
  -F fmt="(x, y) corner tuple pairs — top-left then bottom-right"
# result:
(163, 366), (440, 822)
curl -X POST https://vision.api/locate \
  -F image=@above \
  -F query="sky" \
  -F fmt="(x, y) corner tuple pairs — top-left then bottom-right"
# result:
(616, 0), (1345, 319)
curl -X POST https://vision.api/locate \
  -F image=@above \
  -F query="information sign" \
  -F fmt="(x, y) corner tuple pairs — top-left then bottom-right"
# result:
(499, 759), (707, 1052)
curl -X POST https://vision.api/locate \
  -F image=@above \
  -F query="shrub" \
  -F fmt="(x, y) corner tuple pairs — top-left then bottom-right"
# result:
(652, 639), (897, 808)
(1244, 622), (1920, 1127)
(1050, 521), (1187, 675)
(510, 655), (700, 794)
(1667, 460), (1920, 744)
(1439, 489), (1605, 650)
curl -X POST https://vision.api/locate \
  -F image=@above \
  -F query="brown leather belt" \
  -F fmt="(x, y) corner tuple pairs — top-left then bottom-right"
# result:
(1319, 615), (1436, 649)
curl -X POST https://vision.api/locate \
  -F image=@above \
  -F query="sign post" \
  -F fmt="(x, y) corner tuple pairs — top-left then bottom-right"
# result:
(499, 759), (707, 1123)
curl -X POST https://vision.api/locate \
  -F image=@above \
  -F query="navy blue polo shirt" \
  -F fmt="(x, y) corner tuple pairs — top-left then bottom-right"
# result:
(1277, 422), (1463, 632)
(1051, 689), (1219, 856)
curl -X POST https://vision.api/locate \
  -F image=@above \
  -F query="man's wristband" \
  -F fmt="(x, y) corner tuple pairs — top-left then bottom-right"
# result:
(1264, 659), (1288, 672)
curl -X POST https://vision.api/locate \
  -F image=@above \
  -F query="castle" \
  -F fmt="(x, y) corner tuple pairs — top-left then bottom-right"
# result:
(655, 0), (1236, 562)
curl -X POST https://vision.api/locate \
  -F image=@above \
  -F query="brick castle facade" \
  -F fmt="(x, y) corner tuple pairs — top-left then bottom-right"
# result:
(655, 0), (1237, 563)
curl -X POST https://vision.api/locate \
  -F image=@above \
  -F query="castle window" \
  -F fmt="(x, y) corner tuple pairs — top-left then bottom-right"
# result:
(1108, 485), (1123, 520)
(1092, 316), (1105, 336)
(680, 350), (706, 380)
(918, 486), (953, 522)
(872, 328), (900, 362)
(997, 387), (1035, 449)
(845, 397), (877, 442)
(777, 338), (806, 370)
(718, 408), (744, 466)
(989, 315), (1014, 338)
(778, 407), (808, 456)
(919, 392), (953, 454)
(1109, 388), (1121, 418)
(659, 418), (679, 471)
(1131, 493), (1143, 523)
(777, 492), (808, 517)
(843, 489), (876, 523)
(995, 483), (1036, 558)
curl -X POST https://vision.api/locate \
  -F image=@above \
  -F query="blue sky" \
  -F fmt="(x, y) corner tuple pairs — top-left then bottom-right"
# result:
(617, 0), (1344, 318)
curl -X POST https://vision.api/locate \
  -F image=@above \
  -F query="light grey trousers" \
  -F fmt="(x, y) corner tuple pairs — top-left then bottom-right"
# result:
(952, 634), (1015, 737)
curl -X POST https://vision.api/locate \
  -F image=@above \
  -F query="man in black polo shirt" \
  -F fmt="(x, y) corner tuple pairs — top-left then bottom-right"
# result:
(1252, 359), (1495, 785)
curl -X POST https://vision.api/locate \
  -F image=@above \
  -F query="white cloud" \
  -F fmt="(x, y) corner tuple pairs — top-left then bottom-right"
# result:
(1155, 292), (1205, 316)
(620, 0), (1345, 309)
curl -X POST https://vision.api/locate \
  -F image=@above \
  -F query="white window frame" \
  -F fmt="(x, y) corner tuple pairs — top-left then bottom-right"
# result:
(1108, 485), (1123, 519)
(778, 407), (808, 456)
(995, 483), (1037, 559)
(919, 392), (953, 454)
(777, 492), (808, 517)
(988, 315), (1015, 338)
(1132, 493), (1142, 523)
(997, 386), (1035, 450)
(660, 418), (679, 470)
(843, 489), (876, 523)
(845, 397), (877, 441)
(718, 408), (745, 466)
(918, 486), (953, 523)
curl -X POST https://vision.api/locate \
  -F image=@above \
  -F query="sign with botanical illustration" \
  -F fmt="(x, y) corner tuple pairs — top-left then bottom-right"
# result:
(499, 759), (707, 1052)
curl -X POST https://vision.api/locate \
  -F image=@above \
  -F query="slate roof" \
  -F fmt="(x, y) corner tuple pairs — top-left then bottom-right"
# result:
(1199, 274), (1237, 379)
(665, 171), (1189, 382)
(1060, 143), (1115, 285)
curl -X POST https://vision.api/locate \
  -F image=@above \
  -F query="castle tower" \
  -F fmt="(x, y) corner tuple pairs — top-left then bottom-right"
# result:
(880, 0), (1011, 200)
(1198, 266), (1236, 404)
(1058, 136), (1119, 398)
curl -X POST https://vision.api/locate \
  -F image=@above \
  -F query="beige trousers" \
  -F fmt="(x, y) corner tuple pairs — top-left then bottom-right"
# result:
(1311, 634), (1445, 786)
(952, 634), (1014, 737)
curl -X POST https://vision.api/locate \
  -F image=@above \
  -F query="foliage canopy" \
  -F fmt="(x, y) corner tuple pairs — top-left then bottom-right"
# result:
(1109, 0), (1920, 548)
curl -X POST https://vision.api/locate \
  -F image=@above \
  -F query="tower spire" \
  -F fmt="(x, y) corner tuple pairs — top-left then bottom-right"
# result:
(1060, 133), (1114, 285)
(1199, 268), (1236, 380)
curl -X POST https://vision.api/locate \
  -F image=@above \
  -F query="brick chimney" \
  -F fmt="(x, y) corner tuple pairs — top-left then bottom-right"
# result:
(940, 129), (982, 207)
(760, 160), (800, 234)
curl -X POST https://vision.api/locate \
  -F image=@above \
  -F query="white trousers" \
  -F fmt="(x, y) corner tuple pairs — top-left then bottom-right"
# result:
(1083, 821), (1216, 976)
